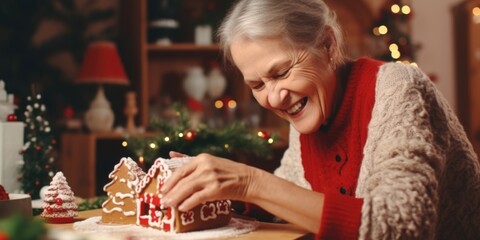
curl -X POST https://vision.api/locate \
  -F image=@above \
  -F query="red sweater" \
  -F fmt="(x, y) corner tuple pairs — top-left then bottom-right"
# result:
(300, 58), (382, 239)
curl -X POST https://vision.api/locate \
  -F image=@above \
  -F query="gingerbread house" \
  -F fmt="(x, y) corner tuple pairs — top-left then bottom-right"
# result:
(135, 157), (231, 233)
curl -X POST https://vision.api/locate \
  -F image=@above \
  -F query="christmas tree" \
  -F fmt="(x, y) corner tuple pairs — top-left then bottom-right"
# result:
(19, 94), (57, 199)
(40, 172), (78, 223)
(370, 0), (417, 63)
(102, 157), (145, 224)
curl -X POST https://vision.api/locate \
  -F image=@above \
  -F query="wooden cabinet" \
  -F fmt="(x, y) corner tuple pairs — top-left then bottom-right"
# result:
(453, 0), (480, 156)
(117, 0), (287, 133)
(59, 132), (159, 198)
(59, 133), (130, 198)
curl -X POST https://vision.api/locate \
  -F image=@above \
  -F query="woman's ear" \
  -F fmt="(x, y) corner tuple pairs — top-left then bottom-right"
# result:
(321, 26), (337, 60)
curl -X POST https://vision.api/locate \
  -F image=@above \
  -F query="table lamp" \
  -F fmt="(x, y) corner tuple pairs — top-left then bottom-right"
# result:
(77, 41), (129, 132)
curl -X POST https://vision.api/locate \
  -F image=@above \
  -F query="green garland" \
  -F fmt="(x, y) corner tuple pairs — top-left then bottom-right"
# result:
(126, 104), (277, 165)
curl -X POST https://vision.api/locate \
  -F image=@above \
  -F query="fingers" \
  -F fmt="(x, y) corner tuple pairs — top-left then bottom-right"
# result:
(160, 159), (196, 194)
(169, 151), (189, 158)
(160, 153), (252, 211)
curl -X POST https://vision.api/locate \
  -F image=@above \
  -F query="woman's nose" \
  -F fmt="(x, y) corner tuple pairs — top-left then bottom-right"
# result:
(267, 83), (288, 108)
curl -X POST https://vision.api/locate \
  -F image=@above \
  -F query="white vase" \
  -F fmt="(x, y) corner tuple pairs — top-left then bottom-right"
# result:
(207, 67), (227, 99)
(85, 85), (114, 132)
(183, 67), (207, 102)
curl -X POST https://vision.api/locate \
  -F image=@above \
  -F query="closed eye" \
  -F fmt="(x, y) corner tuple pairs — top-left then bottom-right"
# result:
(251, 82), (265, 90)
(272, 68), (291, 80)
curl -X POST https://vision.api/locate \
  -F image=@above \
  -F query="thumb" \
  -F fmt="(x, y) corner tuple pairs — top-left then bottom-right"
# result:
(169, 151), (189, 158)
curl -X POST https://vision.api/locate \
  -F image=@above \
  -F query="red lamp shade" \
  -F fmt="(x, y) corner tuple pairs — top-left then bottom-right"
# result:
(77, 41), (129, 85)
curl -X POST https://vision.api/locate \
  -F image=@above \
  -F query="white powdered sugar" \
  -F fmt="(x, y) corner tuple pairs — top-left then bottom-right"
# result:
(40, 171), (78, 219)
(73, 216), (258, 240)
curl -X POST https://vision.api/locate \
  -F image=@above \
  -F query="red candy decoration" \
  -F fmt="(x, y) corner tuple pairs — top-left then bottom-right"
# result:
(6, 114), (17, 122)
(55, 198), (63, 205)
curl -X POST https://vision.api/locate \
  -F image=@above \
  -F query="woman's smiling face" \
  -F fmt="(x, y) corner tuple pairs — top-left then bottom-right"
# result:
(230, 37), (338, 134)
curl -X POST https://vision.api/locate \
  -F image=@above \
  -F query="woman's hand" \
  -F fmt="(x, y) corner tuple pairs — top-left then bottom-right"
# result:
(160, 152), (258, 212)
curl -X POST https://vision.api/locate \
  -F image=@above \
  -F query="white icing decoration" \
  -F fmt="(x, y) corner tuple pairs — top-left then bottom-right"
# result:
(216, 200), (230, 215)
(115, 192), (134, 199)
(200, 203), (217, 221)
(102, 207), (124, 213)
(112, 196), (125, 206)
(181, 210), (195, 225)
(124, 211), (136, 216)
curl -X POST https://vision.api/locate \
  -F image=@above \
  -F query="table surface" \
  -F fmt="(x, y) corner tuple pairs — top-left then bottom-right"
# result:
(44, 209), (311, 240)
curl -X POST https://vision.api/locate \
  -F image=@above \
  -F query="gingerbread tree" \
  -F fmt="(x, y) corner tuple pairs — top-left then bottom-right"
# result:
(102, 157), (145, 225)
(40, 171), (78, 223)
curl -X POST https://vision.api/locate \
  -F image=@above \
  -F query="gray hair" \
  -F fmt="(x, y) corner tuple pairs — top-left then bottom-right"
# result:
(217, 0), (345, 67)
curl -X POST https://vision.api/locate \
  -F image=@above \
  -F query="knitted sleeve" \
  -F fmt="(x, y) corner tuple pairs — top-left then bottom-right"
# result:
(356, 62), (442, 239)
(274, 124), (312, 190)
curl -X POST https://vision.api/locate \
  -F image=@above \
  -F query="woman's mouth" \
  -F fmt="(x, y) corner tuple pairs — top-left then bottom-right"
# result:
(286, 97), (308, 115)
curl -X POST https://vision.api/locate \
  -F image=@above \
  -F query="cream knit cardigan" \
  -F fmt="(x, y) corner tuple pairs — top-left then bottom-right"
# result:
(274, 61), (480, 239)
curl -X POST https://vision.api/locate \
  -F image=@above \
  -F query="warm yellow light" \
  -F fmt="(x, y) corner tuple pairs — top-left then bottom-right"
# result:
(391, 4), (400, 13)
(224, 144), (229, 149)
(391, 51), (401, 59)
(122, 141), (128, 147)
(372, 27), (380, 36)
(389, 43), (399, 52)
(164, 137), (170, 142)
(178, 132), (184, 138)
(139, 156), (144, 163)
(401, 5), (411, 15)
(214, 100), (223, 109)
(268, 138), (274, 144)
(378, 25), (388, 35)
(227, 100), (237, 109)
(257, 131), (265, 138)
(473, 7), (480, 16)
(410, 62), (418, 67)
(149, 143), (157, 149)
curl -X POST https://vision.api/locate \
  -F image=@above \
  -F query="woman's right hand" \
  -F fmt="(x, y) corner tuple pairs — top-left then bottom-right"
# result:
(160, 153), (260, 212)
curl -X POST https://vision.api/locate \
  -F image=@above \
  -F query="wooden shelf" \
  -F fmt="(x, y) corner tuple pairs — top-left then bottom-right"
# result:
(147, 43), (220, 52)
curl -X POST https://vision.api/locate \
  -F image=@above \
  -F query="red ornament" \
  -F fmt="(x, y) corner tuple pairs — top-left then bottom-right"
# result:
(63, 105), (75, 119)
(184, 130), (197, 141)
(46, 206), (53, 213)
(55, 198), (63, 205)
(186, 97), (204, 112)
(45, 164), (50, 170)
(6, 114), (17, 122)
(35, 145), (41, 151)
(257, 131), (270, 140)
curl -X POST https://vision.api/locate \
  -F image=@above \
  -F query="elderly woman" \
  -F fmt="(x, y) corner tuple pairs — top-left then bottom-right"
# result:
(160, 0), (480, 239)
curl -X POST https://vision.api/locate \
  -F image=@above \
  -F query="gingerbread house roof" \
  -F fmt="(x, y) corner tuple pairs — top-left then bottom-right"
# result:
(135, 157), (191, 194)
